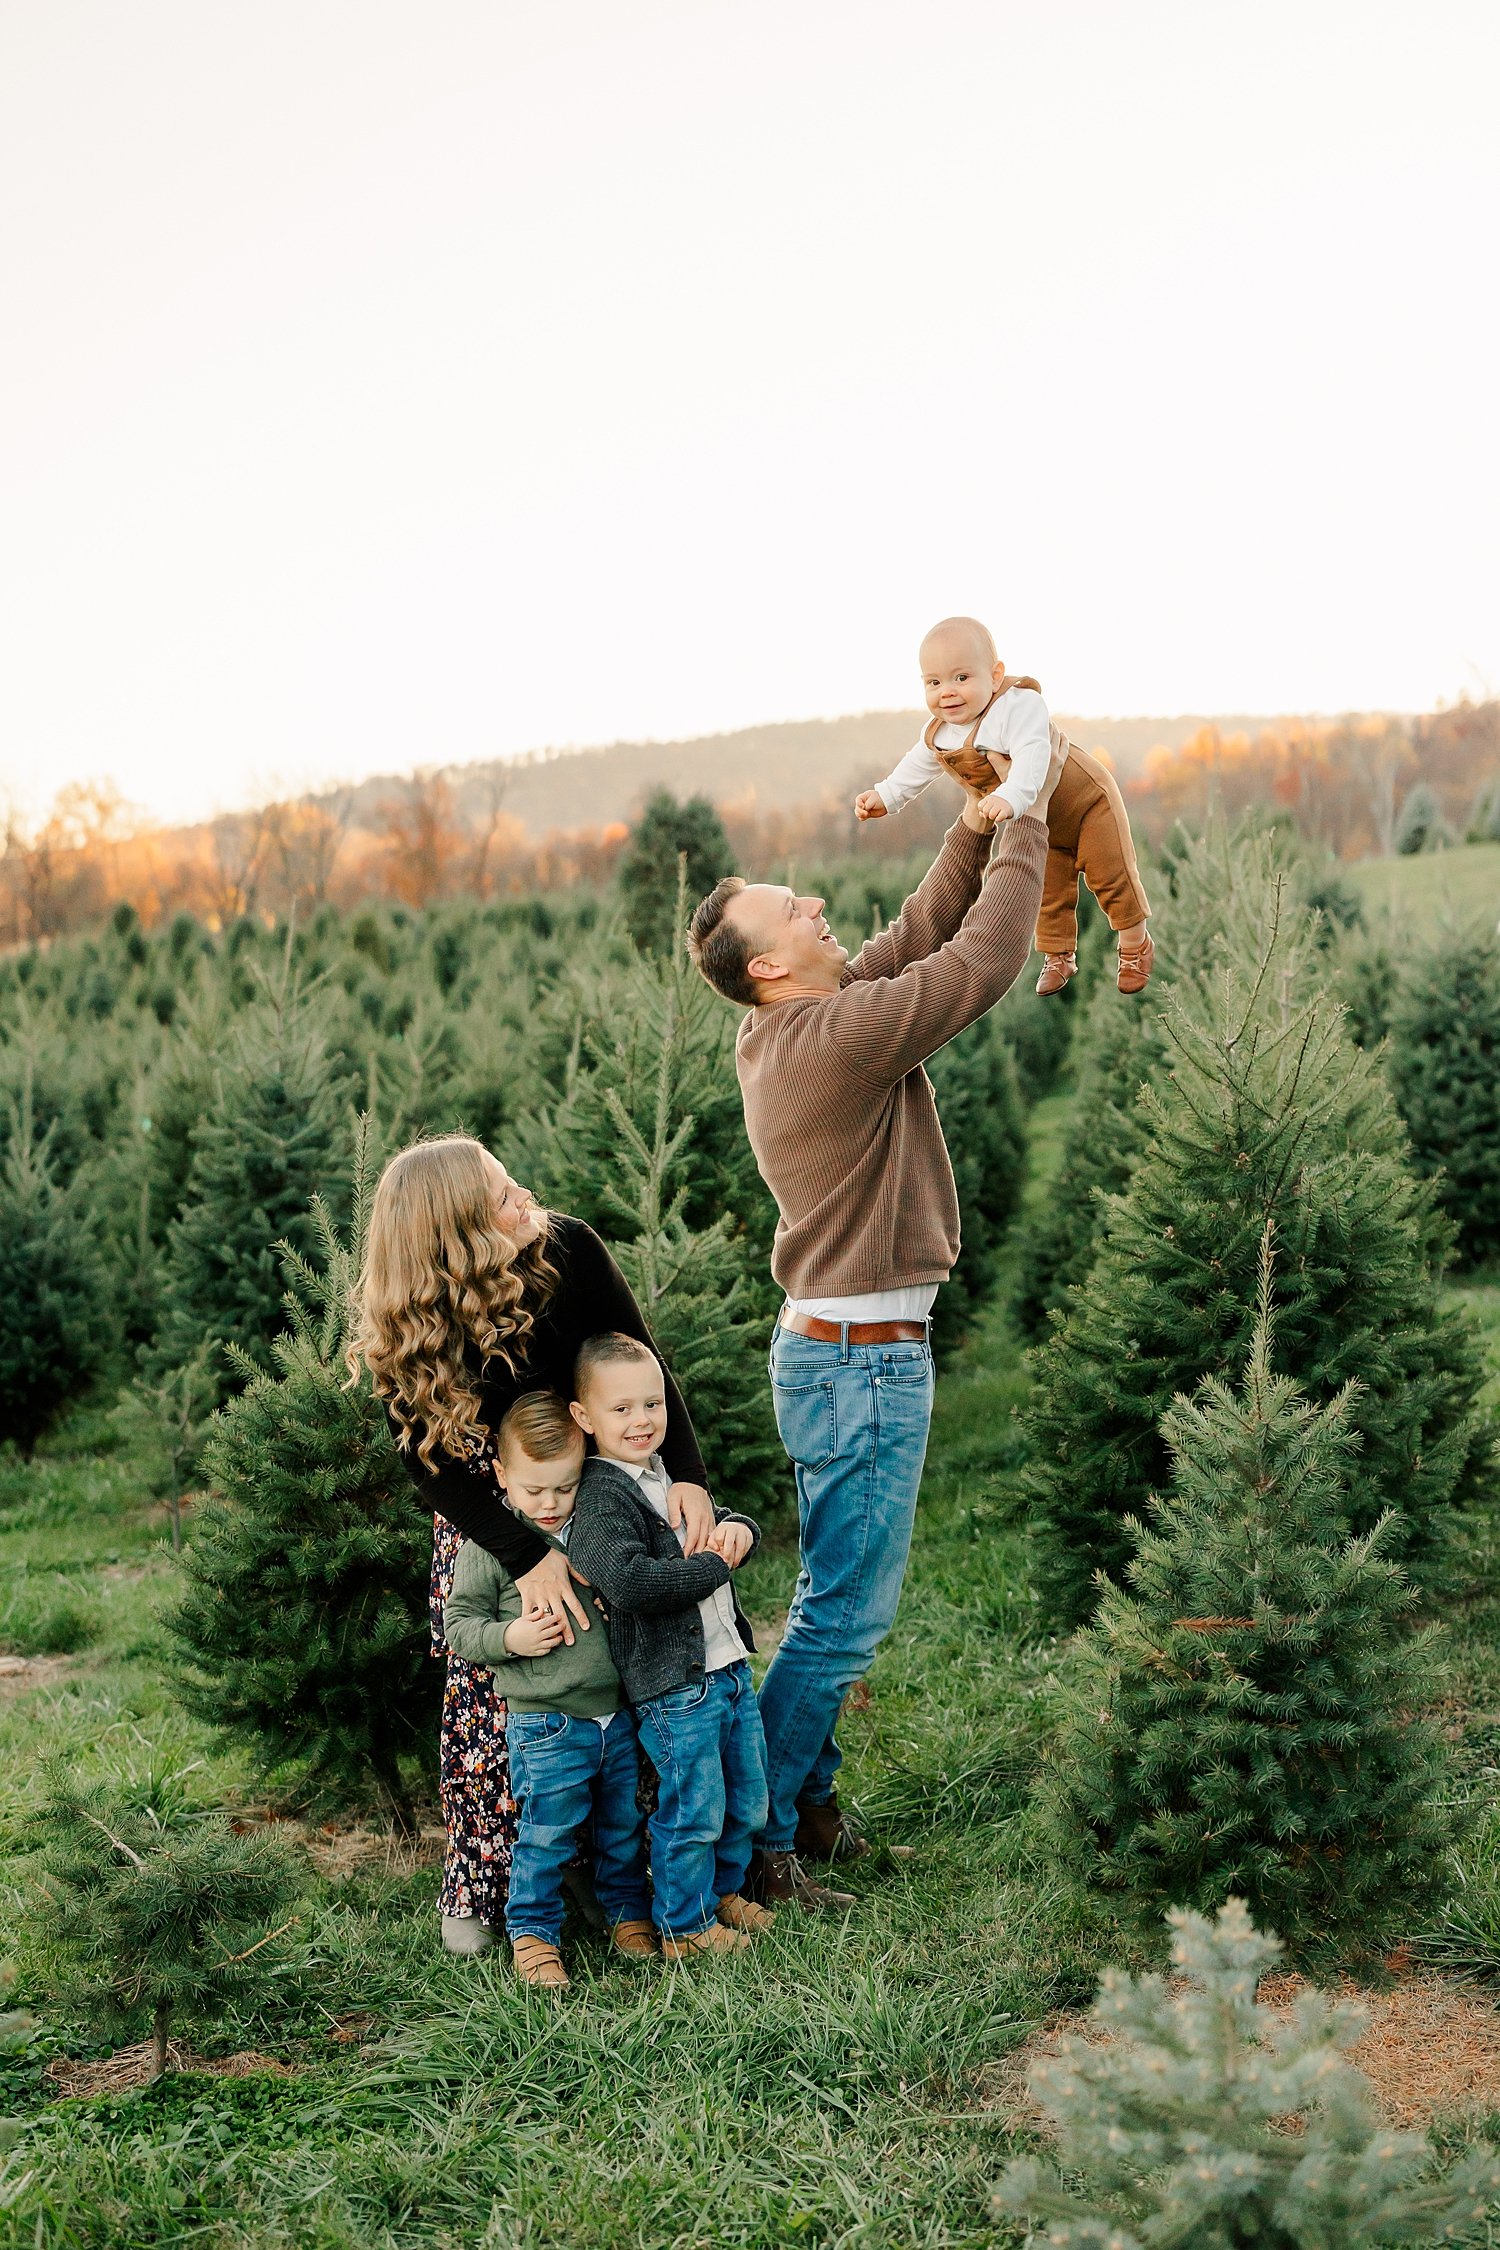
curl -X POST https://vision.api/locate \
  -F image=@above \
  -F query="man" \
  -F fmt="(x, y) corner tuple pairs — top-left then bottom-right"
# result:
(686, 744), (1063, 1908)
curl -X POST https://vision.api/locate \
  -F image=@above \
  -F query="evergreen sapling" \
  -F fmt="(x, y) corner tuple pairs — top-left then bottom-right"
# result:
(32, 1769), (301, 2082)
(994, 1899), (1500, 2248)
(167, 1128), (438, 1829)
(151, 948), (353, 1402)
(1047, 1244), (1454, 1944)
(1023, 873), (1490, 1623)
(1386, 925), (1500, 1268)
(618, 794), (732, 956)
(0, 1059), (102, 1452)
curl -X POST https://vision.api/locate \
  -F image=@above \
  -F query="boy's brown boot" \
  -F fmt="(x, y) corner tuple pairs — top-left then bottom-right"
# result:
(750, 1848), (857, 1913)
(1036, 952), (1078, 996)
(716, 1893), (775, 1935)
(1117, 932), (1155, 994)
(609, 1919), (659, 1960)
(512, 1936), (570, 1989)
(794, 1792), (870, 1864)
(661, 1922), (752, 1960)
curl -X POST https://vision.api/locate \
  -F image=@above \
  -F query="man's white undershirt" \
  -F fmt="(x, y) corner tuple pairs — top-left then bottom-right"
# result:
(782, 1284), (937, 1326)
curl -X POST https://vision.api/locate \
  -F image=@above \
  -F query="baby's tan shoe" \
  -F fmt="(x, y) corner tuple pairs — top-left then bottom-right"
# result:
(1117, 932), (1155, 994)
(661, 1923), (752, 1961)
(1036, 952), (1078, 996)
(716, 1893), (775, 1935)
(512, 1936), (570, 1989)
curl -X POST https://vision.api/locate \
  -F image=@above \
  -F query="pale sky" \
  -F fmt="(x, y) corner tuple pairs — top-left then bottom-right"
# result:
(3, 0), (1498, 825)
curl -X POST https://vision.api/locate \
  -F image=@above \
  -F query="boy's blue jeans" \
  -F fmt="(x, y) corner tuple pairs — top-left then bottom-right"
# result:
(635, 1660), (769, 1938)
(757, 1325), (935, 1852)
(504, 1707), (650, 1946)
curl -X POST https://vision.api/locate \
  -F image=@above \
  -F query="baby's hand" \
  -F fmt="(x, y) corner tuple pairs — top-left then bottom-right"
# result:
(504, 1609), (569, 1658)
(707, 1521), (754, 1569)
(979, 788), (1013, 821)
(854, 790), (888, 822)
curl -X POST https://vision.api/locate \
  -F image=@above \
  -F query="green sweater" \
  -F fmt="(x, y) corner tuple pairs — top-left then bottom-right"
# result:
(442, 1533), (622, 1720)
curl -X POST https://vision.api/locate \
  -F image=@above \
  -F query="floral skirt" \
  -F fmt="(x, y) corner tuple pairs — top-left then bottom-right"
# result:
(431, 1515), (517, 1928)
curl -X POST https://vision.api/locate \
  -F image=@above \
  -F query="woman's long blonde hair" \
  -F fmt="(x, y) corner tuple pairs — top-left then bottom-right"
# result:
(350, 1135), (558, 1470)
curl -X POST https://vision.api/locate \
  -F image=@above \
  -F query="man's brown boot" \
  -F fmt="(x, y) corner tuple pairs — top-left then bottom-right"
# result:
(512, 1936), (570, 1989)
(794, 1793), (870, 1864)
(609, 1919), (659, 1960)
(1036, 951), (1078, 996)
(717, 1893), (776, 1935)
(1117, 931), (1155, 994)
(750, 1848), (856, 1913)
(661, 1922), (752, 1961)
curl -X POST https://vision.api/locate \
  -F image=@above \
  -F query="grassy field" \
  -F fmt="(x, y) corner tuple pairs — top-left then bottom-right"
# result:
(1343, 839), (1500, 936)
(2, 1093), (1500, 2248)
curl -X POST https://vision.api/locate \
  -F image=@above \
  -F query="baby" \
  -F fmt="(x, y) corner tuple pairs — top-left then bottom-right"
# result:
(856, 615), (1154, 996)
(564, 1333), (773, 1961)
(442, 1391), (655, 1991)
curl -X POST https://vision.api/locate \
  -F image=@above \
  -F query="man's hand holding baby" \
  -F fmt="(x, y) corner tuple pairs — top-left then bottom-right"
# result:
(706, 1520), (754, 1569)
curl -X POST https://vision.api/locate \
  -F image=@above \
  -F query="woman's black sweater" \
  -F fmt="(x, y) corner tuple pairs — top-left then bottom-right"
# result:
(390, 1214), (709, 1580)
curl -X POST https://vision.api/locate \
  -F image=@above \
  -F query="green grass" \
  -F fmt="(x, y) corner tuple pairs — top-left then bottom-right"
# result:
(1343, 840), (1500, 937)
(1, 1090), (1498, 2248)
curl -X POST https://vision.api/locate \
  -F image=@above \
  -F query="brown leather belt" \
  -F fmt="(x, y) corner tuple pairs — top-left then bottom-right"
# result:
(779, 1311), (928, 1345)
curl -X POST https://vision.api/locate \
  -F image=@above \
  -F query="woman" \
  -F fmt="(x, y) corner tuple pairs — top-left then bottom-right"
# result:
(352, 1134), (715, 1953)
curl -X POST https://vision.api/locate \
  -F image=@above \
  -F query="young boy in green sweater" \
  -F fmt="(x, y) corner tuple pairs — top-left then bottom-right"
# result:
(442, 1391), (654, 1990)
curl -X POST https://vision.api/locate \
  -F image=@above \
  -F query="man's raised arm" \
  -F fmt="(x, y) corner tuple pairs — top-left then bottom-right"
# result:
(820, 814), (1049, 1083)
(844, 811), (994, 986)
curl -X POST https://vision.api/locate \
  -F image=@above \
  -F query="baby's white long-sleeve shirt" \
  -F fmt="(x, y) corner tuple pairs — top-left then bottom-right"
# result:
(876, 688), (1055, 821)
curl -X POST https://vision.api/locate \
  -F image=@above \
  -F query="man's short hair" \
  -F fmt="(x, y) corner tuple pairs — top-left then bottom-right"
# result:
(497, 1390), (584, 1462)
(687, 876), (758, 1005)
(573, 1331), (660, 1399)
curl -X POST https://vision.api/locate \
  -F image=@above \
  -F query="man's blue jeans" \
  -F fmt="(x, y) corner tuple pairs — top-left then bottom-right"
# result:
(635, 1660), (769, 1938)
(757, 1326), (935, 1852)
(504, 1707), (650, 1945)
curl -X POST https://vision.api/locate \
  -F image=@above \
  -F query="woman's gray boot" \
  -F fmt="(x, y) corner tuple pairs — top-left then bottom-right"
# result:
(441, 1914), (497, 1955)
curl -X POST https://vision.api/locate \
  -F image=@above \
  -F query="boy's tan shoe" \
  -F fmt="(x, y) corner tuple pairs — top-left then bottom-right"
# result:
(661, 1922), (752, 1961)
(1117, 932), (1155, 994)
(609, 1919), (659, 1960)
(750, 1848), (857, 1913)
(716, 1893), (775, 1935)
(512, 1936), (570, 1989)
(1036, 952), (1078, 996)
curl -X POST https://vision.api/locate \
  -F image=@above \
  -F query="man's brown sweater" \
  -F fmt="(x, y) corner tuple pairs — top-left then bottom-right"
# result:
(735, 813), (1048, 1298)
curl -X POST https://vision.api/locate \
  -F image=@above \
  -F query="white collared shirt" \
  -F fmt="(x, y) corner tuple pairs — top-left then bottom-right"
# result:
(620, 1452), (745, 1674)
(875, 687), (1056, 821)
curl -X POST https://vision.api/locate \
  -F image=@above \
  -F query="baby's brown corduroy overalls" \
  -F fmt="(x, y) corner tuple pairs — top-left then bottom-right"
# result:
(928, 680), (1151, 953)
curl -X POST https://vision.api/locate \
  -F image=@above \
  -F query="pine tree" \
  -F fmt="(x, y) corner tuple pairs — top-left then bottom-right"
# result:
(1009, 819), (1305, 1342)
(1386, 926), (1500, 1267)
(0, 1061), (102, 1452)
(1466, 778), (1500, 844)
(166, 1134), (439, 1829)
(110, 1341), (217, 1552)
(926, 1015), (1026, 1355)
(618, 790), (733, 956)
(32, 1768), (302, 2081)
(1394, 783), (1450, 855)
(993, 1900), (1500, 2248)
(1047, 1252), (1453, 1940)
(1010, 989), (1159, 1337)
(151, 952), (353, 1402)
(1022, 874), (1491, 1624)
